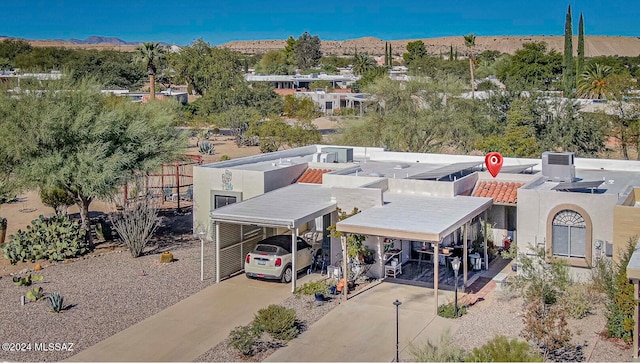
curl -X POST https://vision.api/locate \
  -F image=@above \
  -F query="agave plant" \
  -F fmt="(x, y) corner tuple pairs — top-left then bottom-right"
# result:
(199, 141), (215, 155)
(48, 292), (64, 313)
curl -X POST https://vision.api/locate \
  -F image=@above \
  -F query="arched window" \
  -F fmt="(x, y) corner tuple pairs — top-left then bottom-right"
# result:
(552, 210), (586, 258)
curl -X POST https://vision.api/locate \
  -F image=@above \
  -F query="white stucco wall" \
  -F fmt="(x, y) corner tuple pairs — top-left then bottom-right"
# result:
(517, 186), (618, 279)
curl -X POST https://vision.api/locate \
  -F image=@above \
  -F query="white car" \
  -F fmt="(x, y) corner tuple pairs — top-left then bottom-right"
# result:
(245, 235), (319, 283)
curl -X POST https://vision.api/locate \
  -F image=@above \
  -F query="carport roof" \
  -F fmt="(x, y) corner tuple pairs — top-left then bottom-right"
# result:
(209, 183), (336, 229)
(336, 193), (493, 242)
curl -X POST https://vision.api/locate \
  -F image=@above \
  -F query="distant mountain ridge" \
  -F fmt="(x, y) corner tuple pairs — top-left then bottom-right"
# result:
(68, 36), (133, 45)
(2, 35), (639, 57)
(0, 35), (170, 49)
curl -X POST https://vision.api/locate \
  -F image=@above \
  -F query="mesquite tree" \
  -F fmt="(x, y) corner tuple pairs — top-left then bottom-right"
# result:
(0, 77), (186, 242)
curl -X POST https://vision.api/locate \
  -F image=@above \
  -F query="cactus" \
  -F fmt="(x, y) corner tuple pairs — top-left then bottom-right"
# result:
(48, 292), (64, 313)
(160, 251), (174, 263)
(12, 273), (43, 286)
(2, 215), (89, 264)
(26, 286), (43, 302)
(199, 141), (215, 155)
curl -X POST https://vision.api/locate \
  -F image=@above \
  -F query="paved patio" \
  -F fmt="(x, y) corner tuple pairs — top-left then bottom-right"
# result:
(266, 282), (458, 362)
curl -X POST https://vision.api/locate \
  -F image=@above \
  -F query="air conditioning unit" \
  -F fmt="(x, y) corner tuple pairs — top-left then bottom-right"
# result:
(542, 151), (575, 182)
(313, 152), (337, 163)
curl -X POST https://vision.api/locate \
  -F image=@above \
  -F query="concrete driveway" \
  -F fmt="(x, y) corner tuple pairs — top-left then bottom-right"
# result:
(67, 273), (318, 362)
(266, 282), (459, 362)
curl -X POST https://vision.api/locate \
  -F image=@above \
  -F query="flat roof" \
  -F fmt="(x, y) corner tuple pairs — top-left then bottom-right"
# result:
(526, 169), (640, 196)
(409, 161), (483, 180)
(336, 193), (493, 242)
(209, 183), (336, 229)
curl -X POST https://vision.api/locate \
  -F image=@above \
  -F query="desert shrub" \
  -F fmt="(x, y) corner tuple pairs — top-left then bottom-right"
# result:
(559, 283), (593, 319)
(227, 325), (257, 357)
(522, 299), (573, 360)
(466, 335), (542, 362)
(591, 257), (615, 296)
(605, 239), (636, 342)
(219, 155), (231, 161)
(252, 304), (299, 341)
(2, 215), (89, 264)
(294, 279), (330, 297)
(437, 301), (467, 319)
(408, 329), (467, 362)
(110, 195), (159, 258)
(39, 185), (75, 215)
(511, 245), (570, 305)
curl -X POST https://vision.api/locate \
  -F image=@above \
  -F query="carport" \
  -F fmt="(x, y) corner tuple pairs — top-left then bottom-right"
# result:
(209, 183), (336, 292)
(336, 193), (492, 313)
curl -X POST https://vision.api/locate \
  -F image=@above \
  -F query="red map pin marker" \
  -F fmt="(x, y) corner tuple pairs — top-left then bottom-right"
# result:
(485, 152), (503, 178)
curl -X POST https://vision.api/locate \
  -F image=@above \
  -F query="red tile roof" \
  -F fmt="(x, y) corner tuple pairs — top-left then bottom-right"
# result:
(297, 168), (332, 184)
(472, 181), (525, 205)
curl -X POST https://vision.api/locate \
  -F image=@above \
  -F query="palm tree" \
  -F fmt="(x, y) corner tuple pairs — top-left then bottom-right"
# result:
(352, 52), (376, 76)
(136, 42), (166, 100)
(576, 63), (613, 99)
(463, 33), (476, 100)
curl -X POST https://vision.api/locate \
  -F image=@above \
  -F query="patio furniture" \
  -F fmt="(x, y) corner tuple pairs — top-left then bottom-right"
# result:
(180, 186), (193, 201)
(163, 187), (173, 201)
(385, 263), (402, 278)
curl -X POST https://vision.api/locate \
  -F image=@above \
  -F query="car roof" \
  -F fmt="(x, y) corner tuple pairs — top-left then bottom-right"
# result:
(256, 235), (304, 253)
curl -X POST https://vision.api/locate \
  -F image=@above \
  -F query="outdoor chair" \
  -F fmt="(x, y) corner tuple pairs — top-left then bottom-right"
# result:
(180, 186), (193, 201)
(163, 187), (173, 201)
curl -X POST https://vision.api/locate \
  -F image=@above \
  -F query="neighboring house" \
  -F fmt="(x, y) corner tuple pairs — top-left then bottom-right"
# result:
(295, 90), (372, 115)
(101, 89), (188, 104)
(245, 73), (359, 90)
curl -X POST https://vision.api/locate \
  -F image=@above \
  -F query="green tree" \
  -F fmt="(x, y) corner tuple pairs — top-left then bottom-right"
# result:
(255, 50), (291, 75)
(67, 50), (146, 90)
(403, 40), (427, 66)
(352, 52), (376, 75)
(213, 106), (262, 146)
(576, 63), (614, 99)
(576, 12), (585, 79)
(0, 78), (186, 239)
(464, 33), (477, 99)
(136, 42), (166, 99)
(294, 32), (322, 70)
(497, 42), (562, 89)
(169, 39), (244, 96)
(247, 118), (291, 153)
(0, 39), (32, 69)
(562, 5), (575, 97)
(284, 36), (297, 65)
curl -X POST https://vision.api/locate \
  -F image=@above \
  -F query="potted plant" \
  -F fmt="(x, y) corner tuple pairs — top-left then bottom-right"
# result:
(0, 217), (6, 244)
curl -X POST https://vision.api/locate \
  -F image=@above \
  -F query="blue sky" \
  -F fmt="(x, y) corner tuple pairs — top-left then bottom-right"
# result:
(3, 1), (639, 45)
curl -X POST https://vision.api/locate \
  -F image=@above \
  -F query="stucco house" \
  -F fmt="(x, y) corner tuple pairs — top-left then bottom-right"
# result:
(193, 145), (640, 313)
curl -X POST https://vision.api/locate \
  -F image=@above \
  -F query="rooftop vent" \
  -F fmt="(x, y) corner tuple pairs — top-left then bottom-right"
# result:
(542, 152), (575, 182)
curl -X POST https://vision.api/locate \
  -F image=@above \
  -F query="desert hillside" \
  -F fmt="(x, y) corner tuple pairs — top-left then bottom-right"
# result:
(220, 35), (640, 57)
(3, 35), (639, 57)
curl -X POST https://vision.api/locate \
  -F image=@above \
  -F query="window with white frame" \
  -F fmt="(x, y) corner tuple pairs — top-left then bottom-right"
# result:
(552, 210), (586, 258)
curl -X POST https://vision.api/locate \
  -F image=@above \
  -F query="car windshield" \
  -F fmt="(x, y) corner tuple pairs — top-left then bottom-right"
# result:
(255, 245), (278, 254)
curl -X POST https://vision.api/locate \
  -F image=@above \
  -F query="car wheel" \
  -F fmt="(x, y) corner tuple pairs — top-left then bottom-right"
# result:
(281, 266), (292, 283)
(245, 273), (254, 280)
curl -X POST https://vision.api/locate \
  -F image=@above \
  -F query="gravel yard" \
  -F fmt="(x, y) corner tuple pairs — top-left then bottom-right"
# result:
(0, 230), (213, 362)
(0, 217), (633, 363)
(195, 293), (342, 362)
(453, 287), (632, 362)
